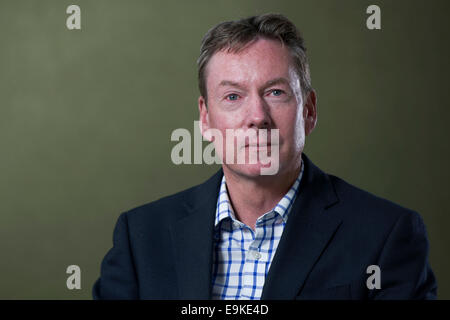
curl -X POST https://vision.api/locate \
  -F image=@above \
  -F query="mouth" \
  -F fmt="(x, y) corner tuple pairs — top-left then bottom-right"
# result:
(244, 143), (278, 150)
(246, 144), (269, 147)
(244, 139), (277, 146)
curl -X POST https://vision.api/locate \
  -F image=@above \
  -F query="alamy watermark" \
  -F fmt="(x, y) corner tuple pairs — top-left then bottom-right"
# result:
(170, 121), (280, 175)
(66, 5), (81, 30)
(366, 5), (381, 30)
(66, 265), (81, 290)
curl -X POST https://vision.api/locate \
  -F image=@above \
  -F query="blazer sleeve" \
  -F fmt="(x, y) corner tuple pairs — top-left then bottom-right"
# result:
(92, 212), (139, 299)
(370, 210), (438, 300)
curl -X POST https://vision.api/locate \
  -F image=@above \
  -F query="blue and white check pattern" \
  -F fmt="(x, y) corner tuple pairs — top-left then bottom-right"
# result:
(211, 162), (304, 300)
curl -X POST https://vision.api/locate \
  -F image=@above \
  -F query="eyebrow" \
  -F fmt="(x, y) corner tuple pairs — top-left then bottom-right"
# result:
(218, 80), (246, 89)
(264, 77), (290, 88)
(218, 77), (290, 90)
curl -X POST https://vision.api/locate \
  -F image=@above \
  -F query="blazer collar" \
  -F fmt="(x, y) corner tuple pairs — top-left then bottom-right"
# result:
(170, 153), (341, 299)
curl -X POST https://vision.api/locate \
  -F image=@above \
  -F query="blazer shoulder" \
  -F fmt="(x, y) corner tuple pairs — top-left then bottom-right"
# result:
(327, 173), (422, 224)
(120, 168), (222, 225)
(122, 183), (203, 225)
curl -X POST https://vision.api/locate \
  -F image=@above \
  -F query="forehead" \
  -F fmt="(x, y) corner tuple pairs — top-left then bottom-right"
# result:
(205, 38), (296, 88)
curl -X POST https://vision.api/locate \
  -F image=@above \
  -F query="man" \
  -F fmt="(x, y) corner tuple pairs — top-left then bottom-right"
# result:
(93, 14), (437, 300)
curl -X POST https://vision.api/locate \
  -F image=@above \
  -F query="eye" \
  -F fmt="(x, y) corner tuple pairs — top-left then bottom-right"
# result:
(270, 89), (284, 96)
(226, 93), (240, 101)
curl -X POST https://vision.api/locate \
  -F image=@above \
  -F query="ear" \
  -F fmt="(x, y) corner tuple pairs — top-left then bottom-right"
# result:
(303, 90), (317, 136)
(198, 96), (212, 141)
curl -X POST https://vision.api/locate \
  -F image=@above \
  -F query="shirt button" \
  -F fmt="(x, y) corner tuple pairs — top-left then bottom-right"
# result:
(253, 252), (261, 260)
(233, 221), (241, 228)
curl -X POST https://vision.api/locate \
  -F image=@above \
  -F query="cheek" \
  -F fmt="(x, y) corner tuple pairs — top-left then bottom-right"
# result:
(207, 110), (238, 153)
(277, 108), (305, 150)
(294, 115), (306, 152)
(209, 108), (243, 132)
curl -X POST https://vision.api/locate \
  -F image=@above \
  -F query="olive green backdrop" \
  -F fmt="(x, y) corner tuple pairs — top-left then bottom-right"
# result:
(0, 0), (448, 299)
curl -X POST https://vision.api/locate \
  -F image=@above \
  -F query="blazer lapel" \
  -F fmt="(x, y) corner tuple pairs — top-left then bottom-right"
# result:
(169, 169), (223, 299)
(261, 154), (342, 299)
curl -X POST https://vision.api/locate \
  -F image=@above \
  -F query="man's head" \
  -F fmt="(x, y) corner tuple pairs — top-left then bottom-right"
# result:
(198, 14), (317, 178)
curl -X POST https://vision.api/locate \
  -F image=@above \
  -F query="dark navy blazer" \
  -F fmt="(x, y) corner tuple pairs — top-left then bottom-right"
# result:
(92, 154), (437, 299)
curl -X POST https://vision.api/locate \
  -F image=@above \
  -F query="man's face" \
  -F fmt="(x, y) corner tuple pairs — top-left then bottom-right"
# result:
(199, 37), (316, 178)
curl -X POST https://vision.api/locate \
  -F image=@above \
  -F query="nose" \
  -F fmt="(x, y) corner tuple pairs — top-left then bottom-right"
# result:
(245, 94), (271, 129)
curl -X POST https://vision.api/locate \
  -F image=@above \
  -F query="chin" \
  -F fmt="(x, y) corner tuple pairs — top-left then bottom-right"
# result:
(224, 162), (281, 178)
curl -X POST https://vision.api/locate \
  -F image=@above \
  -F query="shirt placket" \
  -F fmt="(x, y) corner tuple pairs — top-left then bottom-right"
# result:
(239, 217), (270, 299)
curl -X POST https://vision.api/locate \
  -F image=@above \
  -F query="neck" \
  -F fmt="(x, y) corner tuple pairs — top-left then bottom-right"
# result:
(223, 160), (302, 230)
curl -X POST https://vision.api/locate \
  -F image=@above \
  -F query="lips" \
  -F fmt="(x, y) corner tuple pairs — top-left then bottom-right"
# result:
(244, 139), (272, 147)
(245, 139), (278, 146)
(246, 144), (271, 147)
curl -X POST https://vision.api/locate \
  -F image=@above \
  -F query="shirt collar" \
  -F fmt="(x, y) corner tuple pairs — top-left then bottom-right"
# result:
(214, 160), (304, 228)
